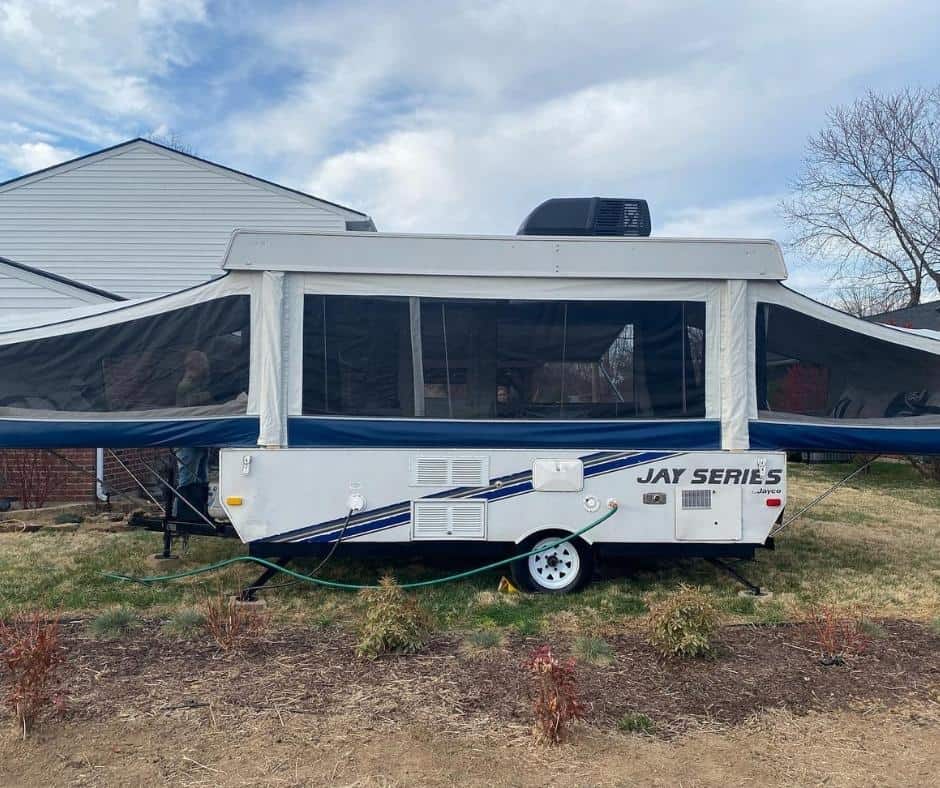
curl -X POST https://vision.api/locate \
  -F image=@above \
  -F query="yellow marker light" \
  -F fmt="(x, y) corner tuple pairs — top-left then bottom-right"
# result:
(225, 496), (244, 506)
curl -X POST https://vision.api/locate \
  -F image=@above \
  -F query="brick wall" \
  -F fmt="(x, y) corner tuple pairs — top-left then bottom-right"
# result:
(103, 448), (173, 500)
(0, 447), (173, 505)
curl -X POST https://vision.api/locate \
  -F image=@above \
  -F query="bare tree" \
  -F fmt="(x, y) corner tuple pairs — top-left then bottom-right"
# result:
(146, 130), (196, 157)
(783, 87), (940, 307)
(836, 281), (909, 317)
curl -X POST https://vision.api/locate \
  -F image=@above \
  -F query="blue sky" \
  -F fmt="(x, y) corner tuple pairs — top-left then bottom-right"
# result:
(1, 0), (939, 297)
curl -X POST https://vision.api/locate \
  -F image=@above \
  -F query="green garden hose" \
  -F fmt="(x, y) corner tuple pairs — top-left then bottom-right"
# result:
(103, 504), (619, 591)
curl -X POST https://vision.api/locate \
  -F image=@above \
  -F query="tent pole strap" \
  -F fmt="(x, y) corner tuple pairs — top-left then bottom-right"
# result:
(769, 454), (881, 538)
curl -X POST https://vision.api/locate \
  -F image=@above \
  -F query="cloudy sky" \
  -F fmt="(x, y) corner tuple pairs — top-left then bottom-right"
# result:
(1, 0), (939, 296)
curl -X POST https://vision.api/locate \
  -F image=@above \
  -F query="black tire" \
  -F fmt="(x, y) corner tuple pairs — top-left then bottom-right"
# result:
(511, 530), (594, 594)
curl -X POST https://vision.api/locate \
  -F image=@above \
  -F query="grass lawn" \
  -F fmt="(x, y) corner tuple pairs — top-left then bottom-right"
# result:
(0, 459), (937, 633)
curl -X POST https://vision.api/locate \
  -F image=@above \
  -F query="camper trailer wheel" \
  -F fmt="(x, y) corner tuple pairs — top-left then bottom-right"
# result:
(512, 531), (593, 594)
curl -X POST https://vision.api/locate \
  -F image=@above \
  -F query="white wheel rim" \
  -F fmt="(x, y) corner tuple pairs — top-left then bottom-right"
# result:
(528, 537), (580, 591)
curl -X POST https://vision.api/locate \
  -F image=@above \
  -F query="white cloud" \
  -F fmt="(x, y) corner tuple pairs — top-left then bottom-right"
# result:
(0, 0), (209, 145)
(217, 0), (940, 250)
(658, 196), (785, 239)
(0, 141), (77, 173)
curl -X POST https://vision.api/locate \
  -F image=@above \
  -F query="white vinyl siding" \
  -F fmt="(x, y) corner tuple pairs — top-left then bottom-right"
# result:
(0, 269), (104, 313)
(0, 143), (351, 309)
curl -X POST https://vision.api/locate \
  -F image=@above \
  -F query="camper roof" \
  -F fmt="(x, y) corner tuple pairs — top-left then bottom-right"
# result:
(222, 230), (788, 281)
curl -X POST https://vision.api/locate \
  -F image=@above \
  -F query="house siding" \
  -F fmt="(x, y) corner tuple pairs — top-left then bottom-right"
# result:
(0, 144), (348, 306)
(0, 269), (104, 313)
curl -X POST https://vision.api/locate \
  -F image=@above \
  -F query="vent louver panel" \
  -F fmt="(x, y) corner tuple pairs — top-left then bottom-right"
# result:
(681, 489), (712, 510)
(412, 500), (486, 540)
(593, 199), (651, 236)
(411, 456), (489, 487)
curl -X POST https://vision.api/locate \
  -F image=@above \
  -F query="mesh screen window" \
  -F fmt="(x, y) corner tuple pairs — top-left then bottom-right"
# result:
(302, 295), (706, 420)
(756, 303), (940, 420)
(0, 296), (251, 416)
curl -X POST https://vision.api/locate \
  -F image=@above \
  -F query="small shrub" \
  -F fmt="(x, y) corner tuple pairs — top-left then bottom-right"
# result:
(163, 608), (207, 638)
(617, 711), (655, 735)
(0, 613), (66, 737)
(356, 575), (433, 659)
(0, 451), (53, 509)
(647, 585), (720, 659)
(930, 618), (940, 637)
(204, 592), (268, 652)
(90, 607), (139, 639)
(574, 635), (614, 665)
(809, 605), (867, 665)
(526, 645), (584, 745)
(465, 629), (502, 650)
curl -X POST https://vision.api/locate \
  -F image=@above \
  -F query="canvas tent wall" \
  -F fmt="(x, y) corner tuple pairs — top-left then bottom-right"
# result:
(0, 231), (939, 456)
(0, 272), (263, 448)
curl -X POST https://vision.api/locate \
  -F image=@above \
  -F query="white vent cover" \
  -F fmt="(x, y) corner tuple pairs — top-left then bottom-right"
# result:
(681, 489), (712, 510)
(675, 487), (742, 542)
(532, 459), (584, 492)
(412, 500), (486, 540)
(411, 456), (489, 487)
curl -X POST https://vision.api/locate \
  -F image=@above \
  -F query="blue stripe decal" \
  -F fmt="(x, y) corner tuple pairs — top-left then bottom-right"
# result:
(0, 417), (260, 448)
(315, 511), (413, 542)
(749, 420), (940, 454)
(287, 417), (720, 450)
(280, 450), (676, 544)
(265, 451), (629, 543)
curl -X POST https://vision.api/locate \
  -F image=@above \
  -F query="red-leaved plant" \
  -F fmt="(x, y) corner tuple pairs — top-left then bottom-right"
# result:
(773, 363), (830, 415)
(0, 450), (54, 509)
(0, 613), (66, 737)
(809, 605), (868, 666)
(526, 645), (584, 745)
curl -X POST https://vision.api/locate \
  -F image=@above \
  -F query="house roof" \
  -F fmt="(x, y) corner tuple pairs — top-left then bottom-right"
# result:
(0, 255), (123, 303)
(0, 137), (374, 227)
(869, 300), (940, 330)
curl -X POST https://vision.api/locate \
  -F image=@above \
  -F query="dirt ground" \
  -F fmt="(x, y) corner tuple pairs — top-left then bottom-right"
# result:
(2, 702), (938, 787)
(0, 619), (937, 786)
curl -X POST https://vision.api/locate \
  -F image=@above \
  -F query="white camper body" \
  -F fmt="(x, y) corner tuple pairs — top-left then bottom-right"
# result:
(218, 446), (786, 549)
(211, 231), (791, 572)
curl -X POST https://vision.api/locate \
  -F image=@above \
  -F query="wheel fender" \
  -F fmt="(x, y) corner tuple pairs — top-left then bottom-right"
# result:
(513, 524), (597, 546)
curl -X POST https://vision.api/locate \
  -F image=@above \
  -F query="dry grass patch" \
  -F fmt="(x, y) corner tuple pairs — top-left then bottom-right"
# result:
(463, 629), (503, 653)
(204, 592), (269, 652)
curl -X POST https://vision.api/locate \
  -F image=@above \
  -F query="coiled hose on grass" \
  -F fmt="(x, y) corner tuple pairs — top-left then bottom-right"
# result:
(102, 505), (619, 590)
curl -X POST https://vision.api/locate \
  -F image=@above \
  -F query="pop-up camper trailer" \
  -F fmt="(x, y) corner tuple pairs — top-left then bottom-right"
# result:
(1, 198), (938, 592)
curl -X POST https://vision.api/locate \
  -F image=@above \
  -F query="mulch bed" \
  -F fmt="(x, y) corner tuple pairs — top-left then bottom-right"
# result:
(51, 619), (940, 737)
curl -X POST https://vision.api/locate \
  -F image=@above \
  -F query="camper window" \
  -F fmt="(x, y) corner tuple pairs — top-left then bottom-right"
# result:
(301, 295), (706, 420)
(0, 296), (251, 417)
(756, 303), (940, 421)
(302, 295), (415, 417)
